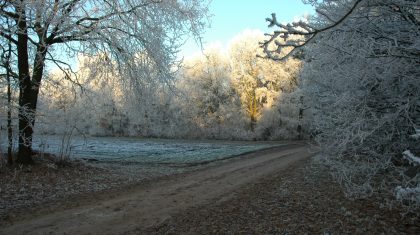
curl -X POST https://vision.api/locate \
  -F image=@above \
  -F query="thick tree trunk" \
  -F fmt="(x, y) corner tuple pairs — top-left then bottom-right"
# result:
(15, 6), (47, 165)
(17, 73), (37, 164)
(16, 46), (47, 165)
(15, 7), (34, 165)
(17, 113), (34, 164)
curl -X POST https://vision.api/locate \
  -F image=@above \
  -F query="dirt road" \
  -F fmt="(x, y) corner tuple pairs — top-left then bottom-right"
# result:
(1, 142), (315, 235)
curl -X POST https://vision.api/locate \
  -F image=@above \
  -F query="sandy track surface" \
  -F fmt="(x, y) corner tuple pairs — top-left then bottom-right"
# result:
(1, 143), (315, 234)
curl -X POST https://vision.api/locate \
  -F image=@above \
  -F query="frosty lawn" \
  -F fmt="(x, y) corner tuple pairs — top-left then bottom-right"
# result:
(32, 136), (277, 166)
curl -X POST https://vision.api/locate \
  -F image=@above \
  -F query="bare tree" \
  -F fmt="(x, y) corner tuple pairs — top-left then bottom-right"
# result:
(0, 0), (209, 164)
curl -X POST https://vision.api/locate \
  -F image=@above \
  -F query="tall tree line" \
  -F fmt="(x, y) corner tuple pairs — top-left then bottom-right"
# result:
(31, 30), (303, 141)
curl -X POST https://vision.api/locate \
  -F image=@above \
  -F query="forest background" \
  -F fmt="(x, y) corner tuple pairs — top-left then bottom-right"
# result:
(0, 0), (419, 211)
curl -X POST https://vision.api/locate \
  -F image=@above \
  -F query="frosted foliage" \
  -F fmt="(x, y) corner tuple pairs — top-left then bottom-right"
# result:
(229, 31), (301, 131)
(306, 1), (419, 206)
(397, 133), (420, 207)
(403, 150), (420, 166)
(395, 186), (420, 207)
(264, 0), (420, 208)
(410, 129), (420, 140)
(256, 89), (311, 140)
(33, 30), (302, 141)
(174, 31), (302, 139)
(1, 0), (210, 90)
(176, 48), (251, 139)
(36, 55), (122, 136)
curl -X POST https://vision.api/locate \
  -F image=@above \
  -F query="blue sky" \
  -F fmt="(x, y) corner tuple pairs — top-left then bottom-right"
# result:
(180, 0), (315, 58)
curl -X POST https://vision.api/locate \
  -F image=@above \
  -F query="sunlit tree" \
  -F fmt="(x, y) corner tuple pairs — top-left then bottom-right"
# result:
(177, 46), (246, 138)
(230, 30), (301, 130)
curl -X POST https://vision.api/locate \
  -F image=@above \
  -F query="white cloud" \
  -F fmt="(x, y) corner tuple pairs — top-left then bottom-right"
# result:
(293, 12), (310, 23)
(182, 29), (265, 61)
(228, 28), (264, 48)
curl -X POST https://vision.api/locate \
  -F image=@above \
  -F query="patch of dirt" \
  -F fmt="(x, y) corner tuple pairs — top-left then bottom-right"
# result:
(144, 158), (420, 235)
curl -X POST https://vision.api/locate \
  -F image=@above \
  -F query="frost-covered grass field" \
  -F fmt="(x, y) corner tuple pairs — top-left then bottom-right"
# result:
(28, 135), (277, 166)
(0, 134), (281, 180)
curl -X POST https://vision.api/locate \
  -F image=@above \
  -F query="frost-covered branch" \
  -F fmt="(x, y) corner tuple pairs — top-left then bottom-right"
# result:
(410, 129), (420, 140)
(260, 0), (363, 60)
(402, 150), (420, 166)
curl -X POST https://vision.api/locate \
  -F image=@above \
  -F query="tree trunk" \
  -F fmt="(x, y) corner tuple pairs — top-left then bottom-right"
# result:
(15, 7), (47, 165)
(17, 73), (37, 164)
(6, 43), (13, 165)
(15, 7), (34, 165)
(297, 96), (304, 140)
(16, 44), (47, 165)
(249, 92), (258, 131)
(250, 115), (257, 132)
